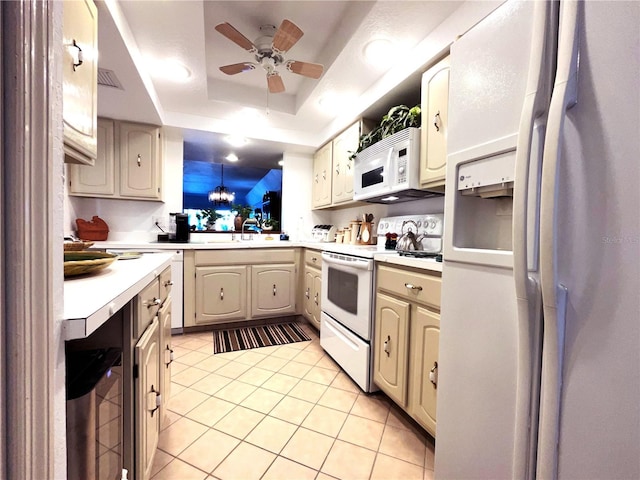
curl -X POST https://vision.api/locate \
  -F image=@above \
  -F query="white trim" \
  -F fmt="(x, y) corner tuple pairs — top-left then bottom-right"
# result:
(2, 1), (62, 478)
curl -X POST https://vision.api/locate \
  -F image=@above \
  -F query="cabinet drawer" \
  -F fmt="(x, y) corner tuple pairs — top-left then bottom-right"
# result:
(135, 278), (161, 338)
(377, 265), (441, 309)
(195, 248), (296, 266)
(304, 249), (322, 268)
(159, 267), (172, 303)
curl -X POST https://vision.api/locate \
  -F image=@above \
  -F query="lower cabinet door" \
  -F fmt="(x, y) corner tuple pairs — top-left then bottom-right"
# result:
(159, 298), (172, 429)
(373, 292), (409, 407)
(409, 306), (440, 436)
(195, 266), (247, 324)
(251, 264), (296, 317)
(311, 271), (322, 328)
(135, 317), (161, 480)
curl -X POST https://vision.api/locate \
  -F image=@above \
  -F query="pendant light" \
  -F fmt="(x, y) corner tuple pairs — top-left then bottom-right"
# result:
(208, 162), (235, 205)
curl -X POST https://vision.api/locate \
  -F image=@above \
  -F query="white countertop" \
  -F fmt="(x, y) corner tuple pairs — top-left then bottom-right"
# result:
(63, 252), (173, 340)
(90, 240), (442, 273)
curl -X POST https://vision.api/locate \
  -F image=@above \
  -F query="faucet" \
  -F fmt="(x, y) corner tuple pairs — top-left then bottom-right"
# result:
(241, 218), (261, 240)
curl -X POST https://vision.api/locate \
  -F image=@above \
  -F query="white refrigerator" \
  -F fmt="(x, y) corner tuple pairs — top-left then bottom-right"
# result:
(436, 1), (639, 479)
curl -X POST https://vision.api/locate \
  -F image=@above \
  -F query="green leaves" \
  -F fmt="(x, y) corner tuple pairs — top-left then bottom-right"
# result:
(349, 104), (421, 160)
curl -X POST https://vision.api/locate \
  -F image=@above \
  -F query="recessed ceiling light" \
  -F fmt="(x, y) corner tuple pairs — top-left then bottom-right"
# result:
(224, 135), (248, 147)
(225, 153), (239, 162)
(149, 58), (191, 82)
(363, 38), (396, 67)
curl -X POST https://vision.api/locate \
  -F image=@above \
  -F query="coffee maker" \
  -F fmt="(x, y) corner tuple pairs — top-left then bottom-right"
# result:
(171, 213), (190, 243)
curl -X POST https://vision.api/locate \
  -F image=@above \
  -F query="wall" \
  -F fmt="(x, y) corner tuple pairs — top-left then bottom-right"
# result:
(65, 126), (184, 241)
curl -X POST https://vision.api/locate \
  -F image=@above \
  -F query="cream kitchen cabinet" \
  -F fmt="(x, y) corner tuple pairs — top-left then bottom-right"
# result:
(68, 119), (162, 201)
(251, 264), (296, 317)
(302, 249), (322, 330)
(373, 263), (441, 437)
(131, 266), (172, 480)
(331, 122), (360, 205)
(63, 0), (98, 165)
(420, 56), (450, 191)
(194, 265), (248, 324)
(314, 119), (374, 209)
(312, 142), (333, 208)
(184, 248), (299, 328)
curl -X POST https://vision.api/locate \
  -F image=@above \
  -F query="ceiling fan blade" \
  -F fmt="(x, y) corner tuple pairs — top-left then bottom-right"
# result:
(286, 60), (324, 79)
(215, 23), (257, 52)
(272, 19), (303, 53)
(220, 63), (256, 75)
(267, 74), (285, 94)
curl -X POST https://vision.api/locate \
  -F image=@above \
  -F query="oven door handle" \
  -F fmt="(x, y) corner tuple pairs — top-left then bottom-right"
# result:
(321, 253), (372, 271)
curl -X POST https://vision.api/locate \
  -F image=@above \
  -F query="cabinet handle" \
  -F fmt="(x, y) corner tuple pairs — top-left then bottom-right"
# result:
(315, 174), (319, 184)
(165, 346), (174, 367)
(434, 111), (441, 132)
(404, 283), (423, 292)
(347, 159), (352, 170)
(312, 257), (317, 262)
(147, 385), (161, 417)
(429, 361), (438, 387)
(314, 292), (319, 306)
(147, 297), (161, 308)
(220, 288), (224, 300)
(305, 288), (310, 299)
(384, 335), (391, 356)
(164, 280), (173, 287)
(322, 170), (326, 180)
(71, 39), (83, 71)
(137, 154), (142, 167)
(273, 284), (277, 296)
(335, 165), (340, 175)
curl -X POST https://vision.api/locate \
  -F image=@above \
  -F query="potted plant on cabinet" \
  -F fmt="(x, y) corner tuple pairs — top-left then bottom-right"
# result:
(232, 204), (253, 231)
(262, 218), (279, 231)
(195, 208), (221, 230)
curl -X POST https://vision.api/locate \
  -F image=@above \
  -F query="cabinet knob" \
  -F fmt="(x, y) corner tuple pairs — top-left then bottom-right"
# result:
(137, 154), (142, 167)
(429, 362), (438, 387)
(305, 288), (310, 299)
(314, 292), (319, 306)
(322, 170), (326, 180)
(147, 297), (161, 308)
(273, 284), (277, 296)
(315, 174), (319, 184)
(335, 165), (340, 175)
(433, 111), (441, 132)
(164, 280), (173, 287)
(165, 346), (174, 367)
(404, 283), (423, 292)
(71, 39), (83, 71)
(384, 335), (391, 356)
(220, 288), (224, 300)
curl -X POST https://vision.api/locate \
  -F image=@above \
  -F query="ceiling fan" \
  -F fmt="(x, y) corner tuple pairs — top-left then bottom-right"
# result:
(215, 19), (324, 94)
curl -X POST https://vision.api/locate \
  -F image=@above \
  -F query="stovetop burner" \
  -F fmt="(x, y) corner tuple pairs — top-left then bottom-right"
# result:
(397, 251), (443, 261)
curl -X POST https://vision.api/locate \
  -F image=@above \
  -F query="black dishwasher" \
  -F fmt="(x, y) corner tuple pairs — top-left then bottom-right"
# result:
(66, 348), (123, 480)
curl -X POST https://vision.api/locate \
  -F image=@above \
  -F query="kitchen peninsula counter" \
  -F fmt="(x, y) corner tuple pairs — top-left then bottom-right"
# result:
(63, 251), (173, 340)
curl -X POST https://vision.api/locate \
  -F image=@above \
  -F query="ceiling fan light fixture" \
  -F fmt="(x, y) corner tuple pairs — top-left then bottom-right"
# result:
(363, 38), (395, 67)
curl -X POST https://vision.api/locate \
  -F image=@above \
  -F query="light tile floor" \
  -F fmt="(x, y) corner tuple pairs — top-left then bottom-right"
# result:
(151, 322), (435, 480)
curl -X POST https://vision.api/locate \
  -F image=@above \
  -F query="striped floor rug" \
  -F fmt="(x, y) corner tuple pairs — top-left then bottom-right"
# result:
(213, 322), (311, 354)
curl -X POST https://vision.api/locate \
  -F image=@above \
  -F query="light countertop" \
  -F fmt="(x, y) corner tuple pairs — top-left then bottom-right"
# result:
(63, 252), (173, 340)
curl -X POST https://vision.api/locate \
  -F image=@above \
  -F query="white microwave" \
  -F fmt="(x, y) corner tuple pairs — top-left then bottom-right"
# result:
(353, 127), (440, 203)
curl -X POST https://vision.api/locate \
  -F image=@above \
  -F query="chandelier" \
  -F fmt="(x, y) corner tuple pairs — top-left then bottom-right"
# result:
(208, 163), (235, 205)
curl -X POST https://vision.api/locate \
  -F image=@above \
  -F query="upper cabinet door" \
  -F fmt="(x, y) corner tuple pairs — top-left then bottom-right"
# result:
(63, 0), (98, 165)
(119, 122), (161, 199)
(312, 142), (332, 209)
(331, 122), (361, 205)
(69, 118), (116, 195)
(420, 56), (450, 189)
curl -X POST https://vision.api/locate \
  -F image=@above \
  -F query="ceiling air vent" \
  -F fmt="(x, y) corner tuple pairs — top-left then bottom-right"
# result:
(97, 68), (123, 89)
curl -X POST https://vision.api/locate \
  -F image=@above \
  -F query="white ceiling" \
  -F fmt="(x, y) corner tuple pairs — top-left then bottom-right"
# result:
(95, 0), (490, 168)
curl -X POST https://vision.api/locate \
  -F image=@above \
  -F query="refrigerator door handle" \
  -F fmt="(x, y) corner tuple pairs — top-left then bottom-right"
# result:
(539, 1), (580, 479)
(512, 1), (556, 478)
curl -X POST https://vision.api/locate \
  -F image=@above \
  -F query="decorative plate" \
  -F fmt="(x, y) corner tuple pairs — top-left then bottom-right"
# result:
(116, 252), (143, 260)
(63, 251), (118, 277)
